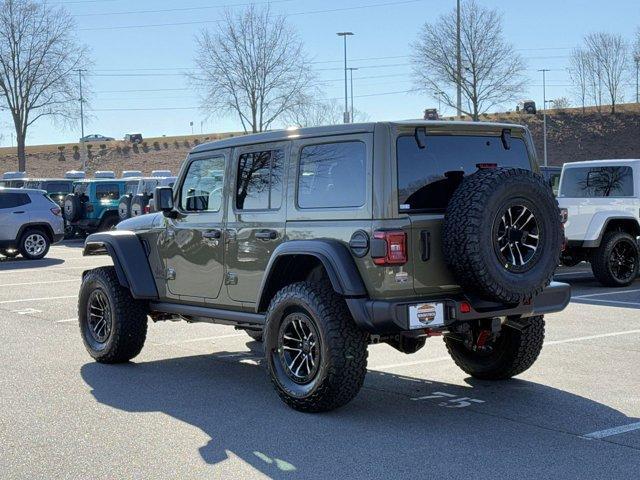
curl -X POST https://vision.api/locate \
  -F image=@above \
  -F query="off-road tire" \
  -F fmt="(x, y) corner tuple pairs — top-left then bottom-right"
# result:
(245, 329), (263, 342)
(99, 215), (119, 231)
(591, 231), (639, 287)
(264, 282), (368, 413)
(444, 315), (545, 380)
(131, 193), (150, 217)
(443, 168), (563, 304)
(18, 228), (50, 260)
(79, 266), (148, 363)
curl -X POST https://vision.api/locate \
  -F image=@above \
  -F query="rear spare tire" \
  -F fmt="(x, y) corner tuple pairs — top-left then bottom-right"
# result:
(63, 194), (81, 222)
(118, 195), (133, 220)
(442, 168), (563, 304)
(131, 193), (150, 217)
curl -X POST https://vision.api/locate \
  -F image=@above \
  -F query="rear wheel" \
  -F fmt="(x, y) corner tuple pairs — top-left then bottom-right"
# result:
(263, 282), (368, 412)
(444, 316), (545, 380)
(79, 266), (148, 363)
(591, 231), (639, 287)
(18, 228), (50, 260)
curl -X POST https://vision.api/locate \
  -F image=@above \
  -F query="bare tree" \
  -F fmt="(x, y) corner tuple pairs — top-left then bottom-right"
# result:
(583, 32), (629, 113)
(284, 99), (368, 128)
(0, 0), (87, 171)
(567, 48), (590, 113)
(411, 0), (526, 121)
(191, 5), (315, 134)
(550, 97), (571, 110)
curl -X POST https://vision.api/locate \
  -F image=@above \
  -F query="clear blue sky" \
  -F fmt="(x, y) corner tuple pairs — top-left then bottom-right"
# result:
(2, 0), (638, 146)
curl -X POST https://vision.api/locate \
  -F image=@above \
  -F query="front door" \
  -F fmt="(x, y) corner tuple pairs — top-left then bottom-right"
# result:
(225, 142), (288, 304)
(159, 151), (228, 301)
(0, 192), (31, 242)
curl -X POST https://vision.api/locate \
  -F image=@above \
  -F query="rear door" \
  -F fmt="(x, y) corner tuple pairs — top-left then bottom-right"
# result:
(159, 150), (229, 302)
(0, 193), (31, 241)
(225, 142), (289, 304)
(395, 130), (534, 295)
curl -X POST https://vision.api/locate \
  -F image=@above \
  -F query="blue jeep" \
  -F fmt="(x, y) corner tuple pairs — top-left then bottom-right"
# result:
(63, 179), (129, 234)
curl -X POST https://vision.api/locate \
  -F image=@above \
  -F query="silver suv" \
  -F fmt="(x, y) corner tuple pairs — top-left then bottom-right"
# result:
(0, 188), (65, 259)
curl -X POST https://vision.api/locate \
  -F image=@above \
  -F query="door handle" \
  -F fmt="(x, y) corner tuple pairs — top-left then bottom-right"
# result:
(255, 230), (278, 240)
(12, 211), (25, 214)
(202, 229), (222, 239)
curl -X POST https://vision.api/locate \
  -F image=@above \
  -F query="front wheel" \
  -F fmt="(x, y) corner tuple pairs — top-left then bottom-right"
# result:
(79, 266), (148, 363)
(263, 282), (368, 412)
(444, 316), (545, 380)
(591, 231), (639, 287)
(18, 229), (50, 260)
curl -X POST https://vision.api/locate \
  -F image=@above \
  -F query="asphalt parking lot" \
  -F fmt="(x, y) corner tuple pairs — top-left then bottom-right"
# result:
(1, 241), (639, 479)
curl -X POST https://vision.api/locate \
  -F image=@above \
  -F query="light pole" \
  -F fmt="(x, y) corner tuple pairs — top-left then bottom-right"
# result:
(337, 32), (354, 123)
(456, 0), (462, 118)
(538, 68), (550, 167)
(347, 67), (358, 122)
(635, 54), (640, 104)
(76, 69), (87, 139)
(434, 90), (444, 112)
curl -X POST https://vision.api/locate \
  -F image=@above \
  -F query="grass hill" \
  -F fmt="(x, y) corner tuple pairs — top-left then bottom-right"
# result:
(1, 104), (639, 177)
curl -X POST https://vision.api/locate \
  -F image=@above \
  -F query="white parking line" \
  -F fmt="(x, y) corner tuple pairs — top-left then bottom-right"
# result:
(0, 266), (91, 274)
(577, 299), (640, 307)
(546, 329), (640, 345)
(55, 318), (77, 323)
(0, 295), (77, 304)
(573, 288), (640, 299)
(0, 279), (78, 287)
(583, 421), (640, 440)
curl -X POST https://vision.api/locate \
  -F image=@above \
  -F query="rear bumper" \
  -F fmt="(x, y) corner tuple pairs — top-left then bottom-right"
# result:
(69, 218), (100, 231)
(346, 282), (571, 334)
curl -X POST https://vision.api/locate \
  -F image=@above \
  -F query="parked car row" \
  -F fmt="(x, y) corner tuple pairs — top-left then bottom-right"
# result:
(1, 170), (173, 260)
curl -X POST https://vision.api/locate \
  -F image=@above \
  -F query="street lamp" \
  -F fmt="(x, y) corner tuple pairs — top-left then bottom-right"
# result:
(634, 54), (640, 104)
(347, 67), (359, 122)
(434, 90), (445, 112)
(337, 32), (354, 123)
(538, 68), (550, 167)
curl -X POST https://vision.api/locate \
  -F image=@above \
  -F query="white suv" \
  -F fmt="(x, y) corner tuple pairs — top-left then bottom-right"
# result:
(558, 159), (640, 286)
(0, 188), (65, 260)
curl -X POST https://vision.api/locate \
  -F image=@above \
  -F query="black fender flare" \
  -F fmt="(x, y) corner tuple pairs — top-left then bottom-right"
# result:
(256, 240), (367, 311)
(83, 231), (158, 300)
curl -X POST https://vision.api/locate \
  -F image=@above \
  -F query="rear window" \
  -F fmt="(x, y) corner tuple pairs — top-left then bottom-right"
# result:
(559, 166), (634, 198)
(95, 183), (120, 200)
(298, 141), (366, 209)
(43, 182), (72, 194)
(397, 134), (531, 212)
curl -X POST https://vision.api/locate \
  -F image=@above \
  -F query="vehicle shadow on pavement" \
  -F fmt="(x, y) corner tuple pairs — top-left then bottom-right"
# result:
(0, 257), (64, 269)
(80, 344), (639, 479)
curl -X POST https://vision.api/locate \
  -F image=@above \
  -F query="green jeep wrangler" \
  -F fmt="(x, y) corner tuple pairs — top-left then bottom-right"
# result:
(79, 121), (569, 412)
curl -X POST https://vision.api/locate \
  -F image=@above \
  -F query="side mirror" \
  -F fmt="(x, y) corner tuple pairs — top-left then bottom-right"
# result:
(155, 186), (175, 216)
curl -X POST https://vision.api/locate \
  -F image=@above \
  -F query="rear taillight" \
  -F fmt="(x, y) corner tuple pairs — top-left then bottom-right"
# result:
(372, 230), (407, 266)
(144, 205), (151, 214)
(50, 207), (61, 216)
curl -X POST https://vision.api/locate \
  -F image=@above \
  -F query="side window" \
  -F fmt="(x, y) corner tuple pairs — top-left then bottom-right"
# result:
(180, 156), (226, 212)
(560, 166), (634, 198)
(95, 184), (120, 200)
(298, 141), (366, 209)
(236, 149), (284, 210)
(0, 193), (31, 208)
